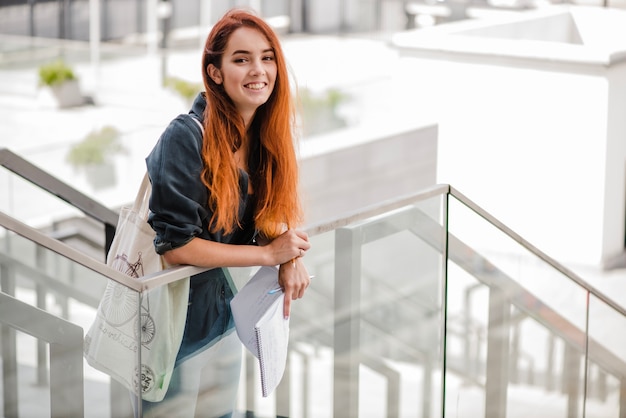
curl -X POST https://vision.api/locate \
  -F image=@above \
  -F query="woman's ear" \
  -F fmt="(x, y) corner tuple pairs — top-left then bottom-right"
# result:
(207, 64), (223, 85)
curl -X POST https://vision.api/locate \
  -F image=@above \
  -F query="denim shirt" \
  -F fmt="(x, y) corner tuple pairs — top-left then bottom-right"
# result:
(145, 92), (257, 365)
(146, 93), (256, 254)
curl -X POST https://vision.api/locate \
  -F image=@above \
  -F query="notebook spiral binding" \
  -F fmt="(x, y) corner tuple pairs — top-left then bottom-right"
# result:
(255, 326), (269, 396)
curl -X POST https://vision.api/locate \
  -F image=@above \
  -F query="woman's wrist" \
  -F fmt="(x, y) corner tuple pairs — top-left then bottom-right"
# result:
(279, 257), (298, 270)
(258, 244), (276, 266)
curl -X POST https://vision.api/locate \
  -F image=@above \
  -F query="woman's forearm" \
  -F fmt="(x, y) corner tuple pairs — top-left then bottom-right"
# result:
(162, 229), (310, 269)
(162, 237), (271, 269)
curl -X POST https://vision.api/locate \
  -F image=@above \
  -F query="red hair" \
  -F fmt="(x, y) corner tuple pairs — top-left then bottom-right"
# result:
(201, 9), (302, 239)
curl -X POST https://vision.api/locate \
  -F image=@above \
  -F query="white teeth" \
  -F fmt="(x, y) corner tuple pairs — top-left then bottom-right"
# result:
(246, 83), (264, 90)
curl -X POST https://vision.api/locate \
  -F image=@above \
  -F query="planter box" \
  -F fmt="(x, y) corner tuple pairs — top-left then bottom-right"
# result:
(40, 79), (84, 109)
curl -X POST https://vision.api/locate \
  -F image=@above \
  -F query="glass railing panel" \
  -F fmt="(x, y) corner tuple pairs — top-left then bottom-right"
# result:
(446, 194), (589, 417)
(0, 165), (86, 231)
(10, 131), (154, 209)
(444, 260), (489, 416)
(270, 195), (446, 418)
(0, 225), (141, 417)
(5, 180), (623, 418)
(1, 136), (148, 235)
(586, 293), (626, 418)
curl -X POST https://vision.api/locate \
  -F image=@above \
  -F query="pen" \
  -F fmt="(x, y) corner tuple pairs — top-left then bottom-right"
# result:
(267, 276), (315, 294)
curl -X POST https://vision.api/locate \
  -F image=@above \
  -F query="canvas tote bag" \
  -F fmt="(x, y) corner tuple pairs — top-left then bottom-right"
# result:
(84, 173), (190, 402)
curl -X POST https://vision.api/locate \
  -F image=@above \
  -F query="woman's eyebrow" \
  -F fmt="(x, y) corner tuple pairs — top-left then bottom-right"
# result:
(231, 48), (274, 55)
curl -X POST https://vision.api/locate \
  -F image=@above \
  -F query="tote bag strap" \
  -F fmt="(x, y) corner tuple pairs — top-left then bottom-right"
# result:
(133, 172), (152, 221)
(189, 114), (205, 135)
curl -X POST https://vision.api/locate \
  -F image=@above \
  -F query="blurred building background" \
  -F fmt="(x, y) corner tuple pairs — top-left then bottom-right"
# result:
(2, 0), (625, 271)
(2, 0), (626, 416)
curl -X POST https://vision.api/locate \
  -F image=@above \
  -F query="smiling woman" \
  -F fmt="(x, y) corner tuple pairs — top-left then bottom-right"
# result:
(206, 27), (278, 127)
(139, 8), (312, 418)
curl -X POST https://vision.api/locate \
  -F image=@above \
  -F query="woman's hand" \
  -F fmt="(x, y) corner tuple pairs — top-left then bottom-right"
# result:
(278, 257), (311, 319)
(264, 229), (310, 266)
(258, 229), (312, 318)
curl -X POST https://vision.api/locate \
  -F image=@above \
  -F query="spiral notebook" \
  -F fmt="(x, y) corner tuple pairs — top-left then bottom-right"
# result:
(230, 265), (290, 397)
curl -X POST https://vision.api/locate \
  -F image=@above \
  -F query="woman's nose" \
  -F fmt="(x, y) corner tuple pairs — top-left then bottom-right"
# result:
(250, 60), (265, 76)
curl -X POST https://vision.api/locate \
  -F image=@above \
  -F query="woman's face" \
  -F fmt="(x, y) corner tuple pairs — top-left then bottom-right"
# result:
(208, 27), (277, 125)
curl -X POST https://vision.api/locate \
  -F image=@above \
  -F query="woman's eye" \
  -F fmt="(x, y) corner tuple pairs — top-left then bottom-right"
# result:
(262, 55), (274, 61)
(234, 58), (248, 63)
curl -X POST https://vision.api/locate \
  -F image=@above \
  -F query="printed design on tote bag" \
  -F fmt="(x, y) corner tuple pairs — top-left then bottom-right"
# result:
(133, 363), (157, 395)
(114, 251), (145, 278)
(84, 173), (190, 402)
(100, 250), (157, 348)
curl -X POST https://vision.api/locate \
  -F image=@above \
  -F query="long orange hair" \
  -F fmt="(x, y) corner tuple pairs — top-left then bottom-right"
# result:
(201, 9), (302, 239)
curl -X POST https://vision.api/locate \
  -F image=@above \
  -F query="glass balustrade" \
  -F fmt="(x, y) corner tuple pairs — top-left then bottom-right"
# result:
(587, 294), (626, 417)
(0, 224), (142, 417)
(1, 182), (625, 417)
(445, 192), (624, 418)
(0, 165), (87, 233)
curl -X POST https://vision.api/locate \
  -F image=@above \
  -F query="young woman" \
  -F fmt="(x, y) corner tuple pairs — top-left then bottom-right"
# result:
(143, 8), (311, 417)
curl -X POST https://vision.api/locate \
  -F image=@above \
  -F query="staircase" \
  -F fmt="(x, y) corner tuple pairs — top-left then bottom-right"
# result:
(2, 147), (626, 418)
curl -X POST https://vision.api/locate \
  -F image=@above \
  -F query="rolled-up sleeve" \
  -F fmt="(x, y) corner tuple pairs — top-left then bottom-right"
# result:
(146, 115), (209, 255)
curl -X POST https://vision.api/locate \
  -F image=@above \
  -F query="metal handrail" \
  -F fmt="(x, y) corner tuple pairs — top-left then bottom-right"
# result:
(0, 210), (201, 292)
(0, 148), (118, 227)
(1, 179), (624, 317)
(0, 183), (451, 291)
(449, 186), (626, 319)
(1, 144), (624, 316)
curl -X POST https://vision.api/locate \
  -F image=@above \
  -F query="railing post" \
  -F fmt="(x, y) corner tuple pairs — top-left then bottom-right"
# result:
(485, 286), (510, 418)
(36, 245), (49, 387)
(463, 283), (481, 381)
(301, 350), (311, 418)
(510, 319), (520, 384)
(0, 293), (85, 417)
(619, 377), (626, 418)
(276, 351), (291, 417)
(49, 340), (84, 418)
(110, 380), (134, 417)
(422, 356), (433, 418)
(546, 334), (556, 391)
(563, 344), (581, 418)
(596, 367), (607, 401)
(1, 263), (19, 418)
(245, 353), (255, 415)
(334, 226), (362, 418)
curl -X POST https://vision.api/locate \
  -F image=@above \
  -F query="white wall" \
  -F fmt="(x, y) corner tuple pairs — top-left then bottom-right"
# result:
(391, 6), (626, 267)
(299, 123), (438, 226)
(603, 63), (626, 267)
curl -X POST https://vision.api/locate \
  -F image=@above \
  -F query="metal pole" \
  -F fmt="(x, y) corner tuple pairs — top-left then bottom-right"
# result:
(89, 0), (101, 82)
(146, 0), (158, 55)
(1, 264), (18, 418)
(28, 0), (36, 37)
(485, 287), (510, 418)
(334, 226), (362, 418)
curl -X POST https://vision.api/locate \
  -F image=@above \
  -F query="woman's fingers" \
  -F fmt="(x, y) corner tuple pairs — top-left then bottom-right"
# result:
(271, 229), (311, 265)
(282, 294), (292, 320)
(279, 258), (311, 319)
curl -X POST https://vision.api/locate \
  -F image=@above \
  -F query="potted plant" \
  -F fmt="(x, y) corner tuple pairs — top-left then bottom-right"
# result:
(66, 126), (126, 189)
(299, 87), (350, 136)
(165, 77), (202, 107)
(38, 59), (84, 108)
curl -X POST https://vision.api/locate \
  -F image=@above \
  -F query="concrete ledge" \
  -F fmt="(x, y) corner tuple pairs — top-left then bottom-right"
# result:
(299, 122), (438, 226)
(393, 5), (626, 68)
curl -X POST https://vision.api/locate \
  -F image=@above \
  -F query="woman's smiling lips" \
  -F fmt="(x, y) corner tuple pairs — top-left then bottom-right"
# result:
(245, 82), (266, 90)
